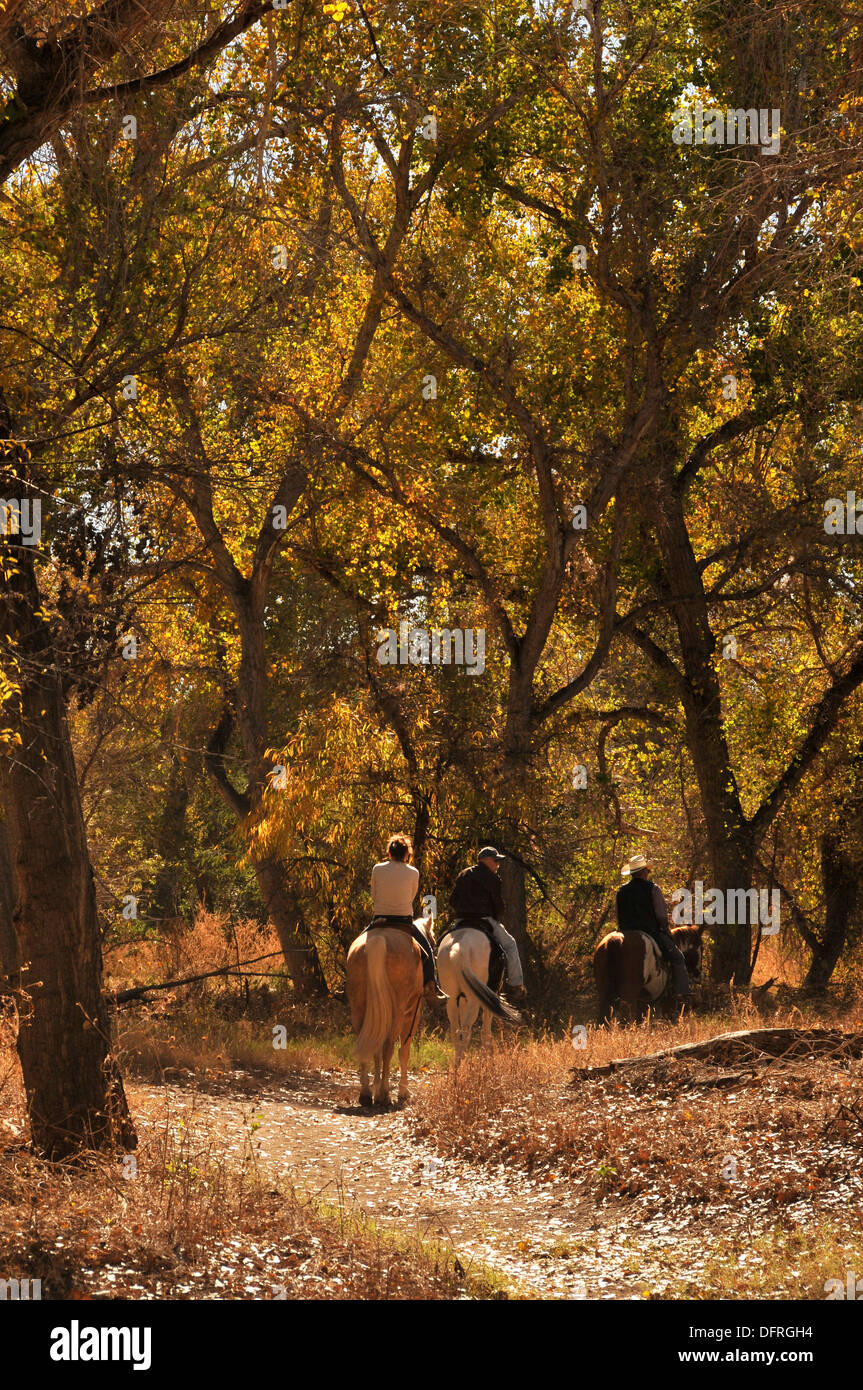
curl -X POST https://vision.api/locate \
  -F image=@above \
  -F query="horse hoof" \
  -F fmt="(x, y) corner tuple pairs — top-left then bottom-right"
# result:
(397, 1093), (409, 1107)
(373, 1095), (392, 1110)
(359, 1093), (374, 1108)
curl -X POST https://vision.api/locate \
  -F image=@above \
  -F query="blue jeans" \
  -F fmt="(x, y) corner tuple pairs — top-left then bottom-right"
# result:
(653, 931), (690, 997)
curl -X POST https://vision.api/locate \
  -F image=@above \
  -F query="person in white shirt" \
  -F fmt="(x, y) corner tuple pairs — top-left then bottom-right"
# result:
(369, 833), (444, 1002)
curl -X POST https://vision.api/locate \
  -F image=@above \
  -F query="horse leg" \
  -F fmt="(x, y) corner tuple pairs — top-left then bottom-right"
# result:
(459, 996), (480, 1063)
(455, 994), (471, 1065)
(397, 1036), (412, 1104)
(614, 994), (632, 1024)
(451, 989), (471, 1067)
(396, 994), (421, 1104)
(480, 1005), (493, 1052)
(358, 1062), (373, 1107)
(375, 1037), (395, 1107)
(445, 996), (460, 1063)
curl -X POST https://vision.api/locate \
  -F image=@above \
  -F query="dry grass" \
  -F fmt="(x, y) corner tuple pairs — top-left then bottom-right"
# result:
(409, 999), (863, 1295)
(117, 1002), (451, 1082)
(104, 912), (284, 993)
(406, 1011), (863, 1297)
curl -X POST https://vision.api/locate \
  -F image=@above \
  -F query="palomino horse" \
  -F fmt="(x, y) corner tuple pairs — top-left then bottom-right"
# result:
(436, 924), (521, 1065)
(593, 924), (706, 1024)
(346, 915), (434, 1107)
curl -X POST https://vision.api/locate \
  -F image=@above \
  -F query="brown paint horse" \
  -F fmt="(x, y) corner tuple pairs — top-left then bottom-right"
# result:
(346, 916), (434, 1107)
(593, 925), (706, 1024)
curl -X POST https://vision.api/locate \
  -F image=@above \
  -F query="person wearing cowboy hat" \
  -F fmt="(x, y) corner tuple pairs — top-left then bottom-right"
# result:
(615, 853), (691, 1003)
(449, 847), (526, 1005)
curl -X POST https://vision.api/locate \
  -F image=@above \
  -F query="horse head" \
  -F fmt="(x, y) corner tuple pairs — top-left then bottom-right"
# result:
(413, 913), (435, 947)
(671, 923), (707, 982)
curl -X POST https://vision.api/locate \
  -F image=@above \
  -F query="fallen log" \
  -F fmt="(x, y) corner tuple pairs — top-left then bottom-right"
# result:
(571, 1027), (863, 1080)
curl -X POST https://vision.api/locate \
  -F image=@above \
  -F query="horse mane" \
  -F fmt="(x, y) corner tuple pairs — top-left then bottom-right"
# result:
(414, 913), (435, 945)
(671, 924), (702, 945)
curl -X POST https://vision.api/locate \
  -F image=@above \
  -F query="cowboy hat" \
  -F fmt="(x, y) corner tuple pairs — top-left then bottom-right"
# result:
(621, 853), (652, 877)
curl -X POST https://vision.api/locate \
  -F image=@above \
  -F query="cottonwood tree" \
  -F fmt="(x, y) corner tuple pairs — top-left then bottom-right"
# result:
(108, 7), (533, 986)
(0, 0), (284, 1156)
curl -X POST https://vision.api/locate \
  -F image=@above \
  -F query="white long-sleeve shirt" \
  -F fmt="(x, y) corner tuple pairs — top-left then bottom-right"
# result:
(371, 859), (419, 917)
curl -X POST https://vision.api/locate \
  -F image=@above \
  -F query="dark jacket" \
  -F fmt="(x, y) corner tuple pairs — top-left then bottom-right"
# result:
(616, 876), (662, 933)
(451, 861), (505, 920)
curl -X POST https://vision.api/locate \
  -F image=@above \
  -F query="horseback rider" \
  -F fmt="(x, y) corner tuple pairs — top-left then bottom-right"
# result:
(369, 833), (445, 1003)
(615, 853), (691, 1006)
(449, 847), (527, 1005)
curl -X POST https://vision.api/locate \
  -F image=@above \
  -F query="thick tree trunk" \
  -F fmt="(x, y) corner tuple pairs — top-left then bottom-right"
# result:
(0, 817), (17, 976)
(205, 706), (328, 997)
(149, 751), (190, 923)
(802, 834), (857, 992)
(0, 540), (135, 1158)
(498, 699), (545, 985)
(499, 854), (528, 954)
(653, 481), (755, 984)
(253, 856), (328, 996)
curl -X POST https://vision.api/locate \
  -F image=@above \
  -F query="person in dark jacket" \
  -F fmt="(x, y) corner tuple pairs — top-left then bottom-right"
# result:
(615, 854), (690, 1002)
(450, 847), (526, 1004)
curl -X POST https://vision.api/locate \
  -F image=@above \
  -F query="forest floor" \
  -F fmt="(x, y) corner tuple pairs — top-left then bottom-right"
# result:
(2, 997), (863, 1299)
(123, 1025), (863, 1301)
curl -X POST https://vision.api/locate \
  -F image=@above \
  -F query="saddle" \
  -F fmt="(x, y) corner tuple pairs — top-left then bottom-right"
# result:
(438, 917), (507, 992)
(627, 928), (670, 966)
(367, 915), (415, 935)
(624, 929), (670, 993)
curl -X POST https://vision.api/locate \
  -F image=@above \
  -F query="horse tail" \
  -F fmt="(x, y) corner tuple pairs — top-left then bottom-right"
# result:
(355, 933), (395, 1062)
(461, 966), (521, 1025)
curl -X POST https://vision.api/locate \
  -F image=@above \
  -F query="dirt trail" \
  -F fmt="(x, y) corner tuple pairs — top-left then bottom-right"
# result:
(129, 1069), (707, 1299)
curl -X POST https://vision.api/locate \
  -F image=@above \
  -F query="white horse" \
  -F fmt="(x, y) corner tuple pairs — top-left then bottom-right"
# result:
(436, 924), (521, 1065)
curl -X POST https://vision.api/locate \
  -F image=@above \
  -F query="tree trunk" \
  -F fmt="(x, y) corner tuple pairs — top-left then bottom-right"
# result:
(412, 795), (430, 882)
(500, 854), (528, 954)
(149, 751), (189, 923)
(0, 539), (135, 1158)
(802, 833), (857, 992)
(498, 698), (545, 985)
(0, 818), (17, 977)
(253, 856), (328, 996)
(653, 480), (755, 984)
(205, 705), (328, 997)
